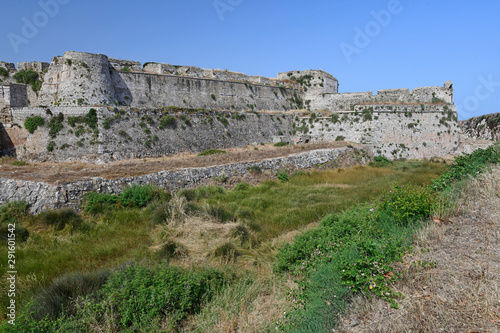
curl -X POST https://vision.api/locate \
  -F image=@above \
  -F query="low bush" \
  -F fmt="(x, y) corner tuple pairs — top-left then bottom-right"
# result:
(159, 115), (176, 129)
(274, 142), (289, 147)
(276, 171), (289, 183)
(83, 186), (170, 213)
(36, 208), (85, 232)
(83, 192), (119, 214)
(379, 183), (433, 224)
(214, 242), (239, 263)
(198, 149), (226, 156)
(233, 182), (250, 191)
(369, 155), (391, 167)
(93, 265), (227, 330)
(24, 116), (45, 134)
(0, 201), (29, 225)
(67, 109), (98, 129)
(120, 185), (169, 208)
(0, 225), (29, 242)
(247, 165), (262, 173)
(196, 185), (225, 199)
(158, 239), (189, 261)
(11, 160), (29, 166)
(178, 188), (197, 201)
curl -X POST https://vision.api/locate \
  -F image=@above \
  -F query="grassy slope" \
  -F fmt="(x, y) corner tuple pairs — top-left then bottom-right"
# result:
(0, 160), (447, 331)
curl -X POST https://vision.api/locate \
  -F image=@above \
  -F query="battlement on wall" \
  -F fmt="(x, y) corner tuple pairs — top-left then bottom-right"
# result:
(310, 81), (454, 111)
(0, 50), (461, 162)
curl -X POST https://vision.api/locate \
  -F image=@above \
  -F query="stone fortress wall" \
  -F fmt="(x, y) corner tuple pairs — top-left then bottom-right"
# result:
(0, 51), (461, 161)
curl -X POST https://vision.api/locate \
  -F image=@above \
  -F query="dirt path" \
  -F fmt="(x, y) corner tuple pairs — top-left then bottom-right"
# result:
(0, 142), (355, 184)
(338, 167), (500, 332)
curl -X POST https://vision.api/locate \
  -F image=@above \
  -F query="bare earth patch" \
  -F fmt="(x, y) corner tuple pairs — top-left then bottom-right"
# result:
(338, 167), (500, 332)
(0, 142), (355, 184)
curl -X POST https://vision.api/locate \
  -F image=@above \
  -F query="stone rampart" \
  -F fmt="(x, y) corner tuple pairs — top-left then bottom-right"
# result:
(0, 147), (370, 213)
(311, 82), (454, 111)
(295, 104), (460, 159)
(37, 51), (299, 111)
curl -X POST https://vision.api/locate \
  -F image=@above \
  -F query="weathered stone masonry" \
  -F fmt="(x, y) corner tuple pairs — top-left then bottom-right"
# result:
(0, 50), (461, 161)
(0, 147), (370, 213)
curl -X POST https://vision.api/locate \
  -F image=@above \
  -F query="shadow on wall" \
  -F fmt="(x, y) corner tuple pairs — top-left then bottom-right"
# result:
(0, 123), (15, 157)
(111, 69), (134, 106)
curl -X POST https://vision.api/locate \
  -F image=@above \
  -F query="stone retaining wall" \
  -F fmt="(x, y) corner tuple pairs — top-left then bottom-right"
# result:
(0, 147), (370, 214)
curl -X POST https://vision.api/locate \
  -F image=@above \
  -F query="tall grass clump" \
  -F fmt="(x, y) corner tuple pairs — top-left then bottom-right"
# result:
(28, 269), (112, 321)
(0, 201), (30, 242)
(34, 208), (85, 232)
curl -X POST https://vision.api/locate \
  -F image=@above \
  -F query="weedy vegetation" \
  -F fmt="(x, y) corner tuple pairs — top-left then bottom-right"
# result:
(1, 144), (498, 332)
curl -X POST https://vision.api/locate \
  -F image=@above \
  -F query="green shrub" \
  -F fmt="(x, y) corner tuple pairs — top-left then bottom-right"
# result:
(24, 116), (45, 134)
(0, 67), (8, 77)
(83, 192), (120, 214)
(276, 171), (289, 183)
(335, 135), (345, 141)
(12, 160), (29, 166)
(196, 185), (226, 199)
(48, 117), (64, 138)
(274, 142), (289, 147)
(13, 69), (42, 92)
(369, 155), (391, 167)
(198, 149), (226, 156)
(159, 115), (176, 129)
(67, 109), (98, 129)
(179, 115), (191, 125)
(0, 225), (29, 242)
(178, 188), (197, 201)
(0, 201), (29, 225)
(120, 185), (169, 208)
(95, 265), (226, 329)
(46, 141), (56, 152)
(36, 208), (85, 231)
(233, 182), (250, 191)
(379, 183), (433, 224)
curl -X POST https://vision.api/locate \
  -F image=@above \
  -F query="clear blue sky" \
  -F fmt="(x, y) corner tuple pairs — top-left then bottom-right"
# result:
(1, 0), (499, 120)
